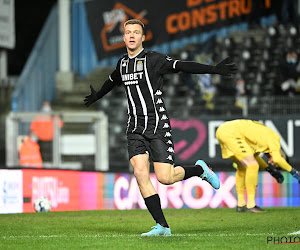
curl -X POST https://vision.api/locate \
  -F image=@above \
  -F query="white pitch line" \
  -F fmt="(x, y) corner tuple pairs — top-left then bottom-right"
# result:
(3, 232), (299, 239)
(1, 232), (274, 239)
(288, 231), (300, 235)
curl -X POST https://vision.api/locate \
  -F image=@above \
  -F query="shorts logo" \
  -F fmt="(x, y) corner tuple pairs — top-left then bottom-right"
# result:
(167, 155), (173, 161)
(167, 147), (174, 153)
(164, 132), (171, 137)
(167, 140), (172, 144)
(159, 107), (165, 112)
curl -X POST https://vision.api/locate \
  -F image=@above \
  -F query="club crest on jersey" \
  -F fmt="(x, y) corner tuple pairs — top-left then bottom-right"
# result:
(136, 61), (143, 71)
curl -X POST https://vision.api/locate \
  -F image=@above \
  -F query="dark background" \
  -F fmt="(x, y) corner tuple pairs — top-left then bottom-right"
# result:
(5, 0), (57, 75)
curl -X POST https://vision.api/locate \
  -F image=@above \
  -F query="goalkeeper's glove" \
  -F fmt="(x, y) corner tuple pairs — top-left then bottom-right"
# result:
(290, 168), (300, 183)
(265, 165), (284, 184)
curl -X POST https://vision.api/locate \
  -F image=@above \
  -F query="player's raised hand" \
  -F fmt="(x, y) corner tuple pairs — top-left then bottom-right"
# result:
(214, 57), (237, 76)
(84, 85), (98, 107)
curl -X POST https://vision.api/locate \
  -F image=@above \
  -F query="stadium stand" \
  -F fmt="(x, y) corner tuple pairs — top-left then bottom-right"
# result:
(4, 1), (300, 172)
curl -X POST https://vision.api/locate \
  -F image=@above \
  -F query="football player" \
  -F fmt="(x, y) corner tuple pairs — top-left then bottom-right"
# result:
(85, 19), (237, 236)
(216, 119), (300, 213)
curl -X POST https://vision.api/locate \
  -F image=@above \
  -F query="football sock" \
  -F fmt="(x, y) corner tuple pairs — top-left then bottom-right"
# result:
(182, 165), (204, 180)
(144, 194), (169, 228)
(235, 166), (246, 207)
(254, 155), (268, 169)
(245, 164), (259, 209)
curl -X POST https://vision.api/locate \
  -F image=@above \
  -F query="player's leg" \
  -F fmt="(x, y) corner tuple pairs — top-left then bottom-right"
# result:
(240, 156), (264, 212)
(128, 135), (171, 236)
(236, 166), (247, 211)
(217, 134), (264, 212)
(130, 154), (171, 236)
(231, 157), (247, 212)
(130, 153), (156, 197)
(149, 136), (219, 189)
(153, 161), (220, 189)
(153, 162), (185, 184)
(153, 162), (203, 184)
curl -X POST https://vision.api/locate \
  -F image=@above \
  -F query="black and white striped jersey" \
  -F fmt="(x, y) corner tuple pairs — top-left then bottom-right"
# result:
(109, 49), (179, 136)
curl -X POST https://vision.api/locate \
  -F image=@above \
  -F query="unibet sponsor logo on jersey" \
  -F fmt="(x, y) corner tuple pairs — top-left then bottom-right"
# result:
(122, 72), (144, 86)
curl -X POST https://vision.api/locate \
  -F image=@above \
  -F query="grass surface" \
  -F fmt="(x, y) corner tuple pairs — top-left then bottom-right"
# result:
(1, 207), (300, 249)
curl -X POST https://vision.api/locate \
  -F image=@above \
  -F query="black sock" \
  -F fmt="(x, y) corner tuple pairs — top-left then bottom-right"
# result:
(182, 165), (204, 180)
(144, 194), (169, 228)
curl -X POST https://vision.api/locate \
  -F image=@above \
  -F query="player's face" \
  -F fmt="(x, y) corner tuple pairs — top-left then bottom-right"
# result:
(123, 24), (145, 53)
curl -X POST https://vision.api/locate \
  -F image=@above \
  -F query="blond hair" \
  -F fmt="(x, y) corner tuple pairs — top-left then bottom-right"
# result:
(124, 19), (145, 35)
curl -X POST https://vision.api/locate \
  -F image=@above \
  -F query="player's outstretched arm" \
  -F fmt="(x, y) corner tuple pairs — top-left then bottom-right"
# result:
(84, 80), (116, 107)
(175, 57), (237, 77)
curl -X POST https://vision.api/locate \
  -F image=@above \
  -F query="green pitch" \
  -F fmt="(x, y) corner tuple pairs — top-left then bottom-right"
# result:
(1, 207), (300, 249)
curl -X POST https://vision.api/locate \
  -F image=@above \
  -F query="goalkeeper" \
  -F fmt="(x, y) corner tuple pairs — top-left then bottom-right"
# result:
(216, 119), (300, 213)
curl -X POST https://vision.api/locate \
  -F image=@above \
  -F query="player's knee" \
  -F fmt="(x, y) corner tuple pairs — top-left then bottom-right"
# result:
(239, 156), (256, 167)
(156, 175), (174, 185)
(133, 167), (148, 182)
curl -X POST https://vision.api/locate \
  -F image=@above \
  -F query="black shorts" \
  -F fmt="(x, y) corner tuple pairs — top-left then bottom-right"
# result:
(127, 132), (175, 165)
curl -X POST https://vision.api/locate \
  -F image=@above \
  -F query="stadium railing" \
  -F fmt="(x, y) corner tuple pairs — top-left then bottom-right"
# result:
(5, 111), (108, 171)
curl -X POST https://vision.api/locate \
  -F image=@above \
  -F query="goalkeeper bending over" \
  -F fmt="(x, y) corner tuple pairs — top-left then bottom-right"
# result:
(216, 119), (300, 213)
(84, 19), (237, 236)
